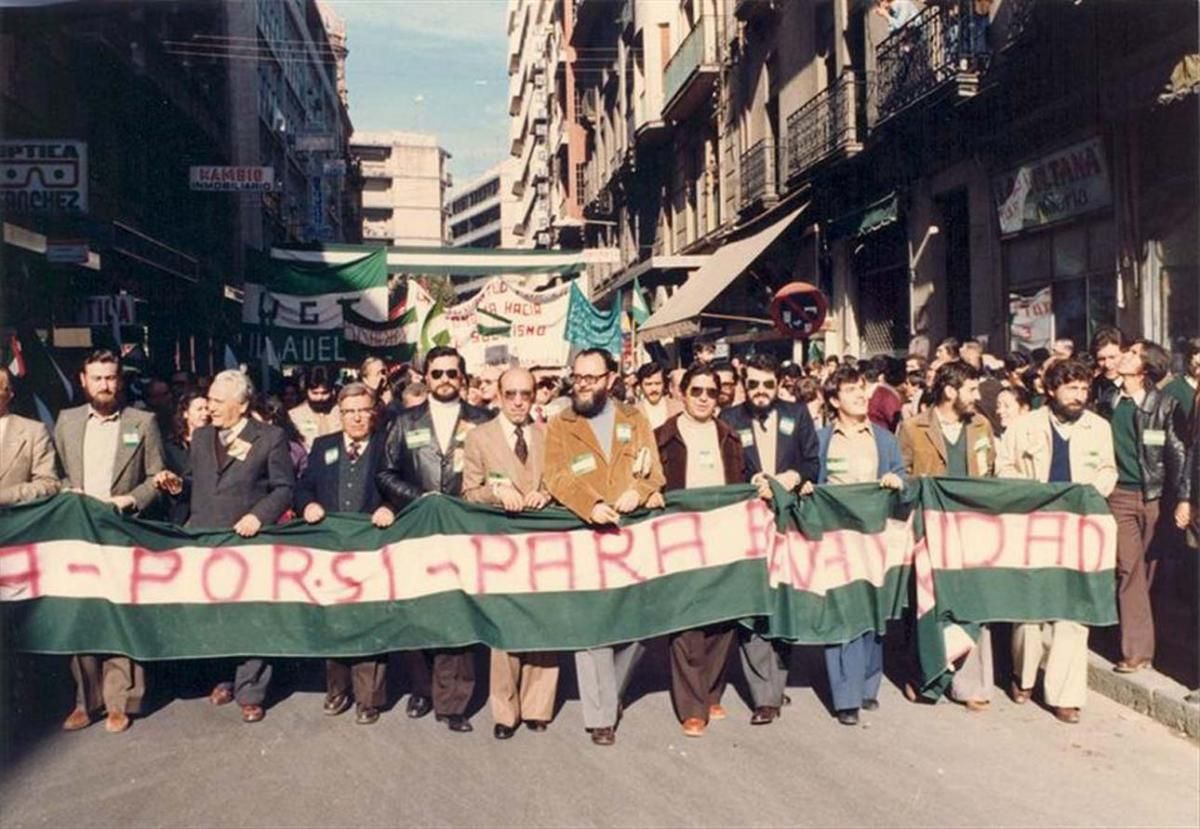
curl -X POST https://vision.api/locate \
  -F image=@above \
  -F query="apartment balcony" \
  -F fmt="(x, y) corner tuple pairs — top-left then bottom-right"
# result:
(361, 190), (394, 210)
(739, 138), (780, 214)
(634, 89), (669, 145)
(359, 159), (389, 179)
(663, 16), (719, 122)
(873, 2), (989, 126)
(734, 0), (777, 23)
(784, 73), (864, 182)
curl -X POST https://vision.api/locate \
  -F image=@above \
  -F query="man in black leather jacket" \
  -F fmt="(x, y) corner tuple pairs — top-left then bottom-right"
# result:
(1107, 340), (1186, 675)
(377, 346), (495, 732)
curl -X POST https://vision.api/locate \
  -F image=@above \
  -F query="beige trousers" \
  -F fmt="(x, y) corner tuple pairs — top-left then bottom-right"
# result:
(489, 650), (559, 727)
(71, 655), (145, 715)
(1012, 621), (1089, 708)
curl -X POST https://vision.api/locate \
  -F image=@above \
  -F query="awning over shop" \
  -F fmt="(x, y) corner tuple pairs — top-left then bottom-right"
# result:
(826, 193), (899, 241)
(638, 204), (807, 343)
(271, 244), (619, 277)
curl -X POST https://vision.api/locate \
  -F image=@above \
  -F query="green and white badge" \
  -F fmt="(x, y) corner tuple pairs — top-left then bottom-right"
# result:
(697, 448), (717, 469)
(324, 447), (339, 465)
(616, 423), (633, 443)
(827, 456), (849, 474)
(779, 417), (796, 436)
(121, 430), (140, 446)
(405, 428), (432, 449)
(973, 436), (991, 453)
(570, 452), (598, 475)
(739, 429), (754, 448)
(1143, 429), (1166, 447)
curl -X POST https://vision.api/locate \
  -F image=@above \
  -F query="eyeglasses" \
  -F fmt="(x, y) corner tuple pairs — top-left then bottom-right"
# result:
(746, 379), (777, 391)
(687, 386), (719, 401)
(571, 372), (609, 386)
(340, 406), (374, 417)
(503, 389), (533, 400)
(429, 369), (461, 381)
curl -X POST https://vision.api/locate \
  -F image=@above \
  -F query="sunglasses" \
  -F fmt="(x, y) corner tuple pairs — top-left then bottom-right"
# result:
(503, 389), (533, 400)
(746, 379), (777, 391)
(571, 372), (609, 386)
(687, 386), (719, 401)
(429, 369), (461, 381)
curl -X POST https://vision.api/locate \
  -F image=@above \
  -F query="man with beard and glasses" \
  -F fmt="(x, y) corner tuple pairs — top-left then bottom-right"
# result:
(290, 365), (341, 452)
(898, 361), (996, 711)
(719, 352), (820, 726)
(377, 345), (495, 733)
(654, 365), (745, 737)
(543, 348), (666, 746)
(55, 349), (165, 734)
(997, 359), (1116, 724)
(711, 361), (740, 410)
(635, 362), (680, 430)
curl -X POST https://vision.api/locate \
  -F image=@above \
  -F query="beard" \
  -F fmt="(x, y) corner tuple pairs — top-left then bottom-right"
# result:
(746, 395), (775, 419)
(1048, 396), (1085, 424)
(572, 386), (609, 418)
(86, 388), (118, 415)
(308, 395), (335, 414)
(952, 398), (976, 420)
(431, 384), (460, 404)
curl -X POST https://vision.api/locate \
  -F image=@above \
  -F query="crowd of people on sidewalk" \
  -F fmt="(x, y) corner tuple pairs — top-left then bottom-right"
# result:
(0, 327), (1195, 742)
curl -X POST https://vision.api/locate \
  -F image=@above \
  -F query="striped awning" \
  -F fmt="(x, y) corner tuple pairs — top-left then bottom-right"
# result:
(270, 244), (619, 277)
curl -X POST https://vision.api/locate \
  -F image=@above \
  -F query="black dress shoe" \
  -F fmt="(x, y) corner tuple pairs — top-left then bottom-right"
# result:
(323, 693), (352, 717)
(782, 694), (792, 707)
(406, 695), (432, 719)
(861, 698), (879, 711)
(836, 709), (860, 726)
(437, 714), (472, 733)
(493, 723), (515, 740)
(750, 706), (780, 725)
(590, 726), (615, 746)
(355, 705), (380, 725)
(526, 720), (548, 732)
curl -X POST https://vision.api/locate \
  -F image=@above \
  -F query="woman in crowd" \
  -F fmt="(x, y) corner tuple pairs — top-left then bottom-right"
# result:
(995, 385), (1032, 437)
(160, 391), (210, 524)
(252, 394), (309, 479)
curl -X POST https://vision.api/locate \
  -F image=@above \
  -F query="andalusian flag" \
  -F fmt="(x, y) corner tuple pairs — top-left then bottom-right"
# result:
(630, 275), (650, 326)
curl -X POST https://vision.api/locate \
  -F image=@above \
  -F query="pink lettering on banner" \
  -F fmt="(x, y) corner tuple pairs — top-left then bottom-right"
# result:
(527, 532), (576, 591)
(0, 545), (41, 598)
(863, 531), (888, 585)
(472, 535), (518, 594)
(956, 513), (1006, 568)
(380, 545), (398, 601)
(426, 560), (461, 578)
(651, 514), (706, 575)
(593, 527), (644, 589)
(330, 553), (364, 603)
(789, 533), (820, 591)
(67, 563), (101, 577)
(202, 548), (249, 602)
(130, 547), (182, 604)
(912, 539), (937, 614)
(935, 510), (955, 569)
(823, 534), (853, 587)
(1076, 516), (1108, 573)
(1023, 513), (1068, 567)
(741, 498), (774, 560)
(272, 545), (317, 603)
(766, 529), (789, 581)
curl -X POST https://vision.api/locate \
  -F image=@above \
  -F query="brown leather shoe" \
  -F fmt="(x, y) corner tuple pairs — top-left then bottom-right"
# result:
(62, 707), (92, 731)
(708, 704), (727, 721)
(1114, 659), (1152, 674)
(1053, 706), (1081, 724)
(323, 693), (351, 716)
(209, 685), (234, 706)
(750, 706), (780, 725)
(241, 704), (265, 723)
(963, 699), (990, 712)
(590, 726), (615, 746)
(681, 717), (706, 737)
(104, 711), (130, 733)
(1009, 679), (1031, 705)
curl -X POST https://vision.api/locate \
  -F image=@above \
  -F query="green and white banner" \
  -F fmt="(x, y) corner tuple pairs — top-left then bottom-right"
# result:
(0, 480), (1116, 678)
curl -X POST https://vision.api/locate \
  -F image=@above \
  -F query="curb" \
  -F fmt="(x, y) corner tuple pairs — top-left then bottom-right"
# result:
(1087, 652), (1200, 739)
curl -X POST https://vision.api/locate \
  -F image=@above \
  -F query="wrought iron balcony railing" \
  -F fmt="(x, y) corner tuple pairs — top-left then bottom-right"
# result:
(785, 73), (864, 180)
(739, 138), (779, 210)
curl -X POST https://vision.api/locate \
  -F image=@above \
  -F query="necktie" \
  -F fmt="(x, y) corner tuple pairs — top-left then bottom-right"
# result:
(514, 422), (528, 465)
(218, 428), (235, 446)
(347, 441), (361, 462)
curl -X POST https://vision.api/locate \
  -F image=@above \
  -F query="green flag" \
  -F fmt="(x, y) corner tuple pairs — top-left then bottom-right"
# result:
(630, 275), (650, 326)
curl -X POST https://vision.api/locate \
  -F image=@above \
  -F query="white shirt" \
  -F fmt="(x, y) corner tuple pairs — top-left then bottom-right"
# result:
(82, 407), (120, 499)
(936, 412), (964, 446)
(429, 398), (461, 454)
(751, 409), (779, 476)
(343, 433), (370, 457)
(499, 416), (530, 454)
(641, 398), (670, 431)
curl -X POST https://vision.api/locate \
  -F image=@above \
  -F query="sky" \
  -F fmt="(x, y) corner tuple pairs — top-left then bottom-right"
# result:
(329, 0), (511, 187)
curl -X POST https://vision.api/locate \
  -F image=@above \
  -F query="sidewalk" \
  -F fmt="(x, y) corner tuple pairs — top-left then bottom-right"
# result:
(1087, 651), (1199, 739)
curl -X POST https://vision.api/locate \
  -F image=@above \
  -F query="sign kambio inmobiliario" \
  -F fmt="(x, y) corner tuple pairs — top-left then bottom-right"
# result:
(993, 137), (1112, 236)
(0, 140), (88, 212)
(189, 166), (275, 192)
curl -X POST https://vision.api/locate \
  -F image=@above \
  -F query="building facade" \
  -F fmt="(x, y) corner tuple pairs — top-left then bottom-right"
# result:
(551, 0), (1197, 362)
(448, 160), (520, 250)
(351, 130), (452, 248)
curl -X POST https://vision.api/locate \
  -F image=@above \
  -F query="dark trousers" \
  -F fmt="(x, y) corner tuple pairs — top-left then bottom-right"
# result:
(216, 659), (272, 706)
(405, 648), (475, 716)
(824, 632), (884, 712)
(326, 657), (387, 708)
(670, 624), (734, 723)
(1110, 488), (1160, 663)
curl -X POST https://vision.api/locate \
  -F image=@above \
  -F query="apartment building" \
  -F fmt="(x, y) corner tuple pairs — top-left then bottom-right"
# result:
(351, 131), (452, 247)
(558, 0), (1197, 361)
(448, 160), (520, 249)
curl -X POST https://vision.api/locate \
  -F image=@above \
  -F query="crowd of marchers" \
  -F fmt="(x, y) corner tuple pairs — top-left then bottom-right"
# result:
(0, 328), (1196, 743)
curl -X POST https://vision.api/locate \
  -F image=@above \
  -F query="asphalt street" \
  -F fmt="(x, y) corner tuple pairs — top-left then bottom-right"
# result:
(1, 643), (1197, 829)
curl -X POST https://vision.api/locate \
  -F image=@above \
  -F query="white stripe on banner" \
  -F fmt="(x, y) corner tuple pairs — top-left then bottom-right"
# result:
(242, 284), (388, 330)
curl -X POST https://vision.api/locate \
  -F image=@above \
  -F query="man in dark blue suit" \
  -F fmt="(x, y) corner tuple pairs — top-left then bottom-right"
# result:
(720, 352), (820, 725)
(296, 382), (396, 725)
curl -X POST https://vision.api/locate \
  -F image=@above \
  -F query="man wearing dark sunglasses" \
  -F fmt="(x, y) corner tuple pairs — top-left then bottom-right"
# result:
(719, 352), (820, 726)
(377, 345), (496, 733)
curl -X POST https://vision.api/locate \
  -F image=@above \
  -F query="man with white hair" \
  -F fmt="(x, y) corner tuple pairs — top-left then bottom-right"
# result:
(165, 369), (295, 723)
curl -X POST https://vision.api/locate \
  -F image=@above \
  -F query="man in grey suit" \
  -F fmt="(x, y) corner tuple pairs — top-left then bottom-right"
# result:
(159, 369), (295, 723)
(55, 349), (165, 734)
(0, 366), (60, 506)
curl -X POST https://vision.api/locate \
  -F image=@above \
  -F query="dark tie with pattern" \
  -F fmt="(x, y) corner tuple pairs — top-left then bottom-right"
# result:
(347, 441), (361, 462)
(514, 422), (528, 465)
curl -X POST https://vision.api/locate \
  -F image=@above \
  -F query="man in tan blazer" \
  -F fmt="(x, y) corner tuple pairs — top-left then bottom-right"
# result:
(55, 349), (166, 734)
(0, 366), (60, 506)
(462, 367), (558, 740)
(897, 360), (996, 711)
(544, 348), (666, 746)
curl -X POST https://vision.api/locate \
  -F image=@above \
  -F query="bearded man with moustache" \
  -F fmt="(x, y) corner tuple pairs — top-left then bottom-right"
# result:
(543, 348), (666, 746)
(719, 352), (820, 726)
(377, 345), (495, 733)
(997, 359), (1116, 724)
